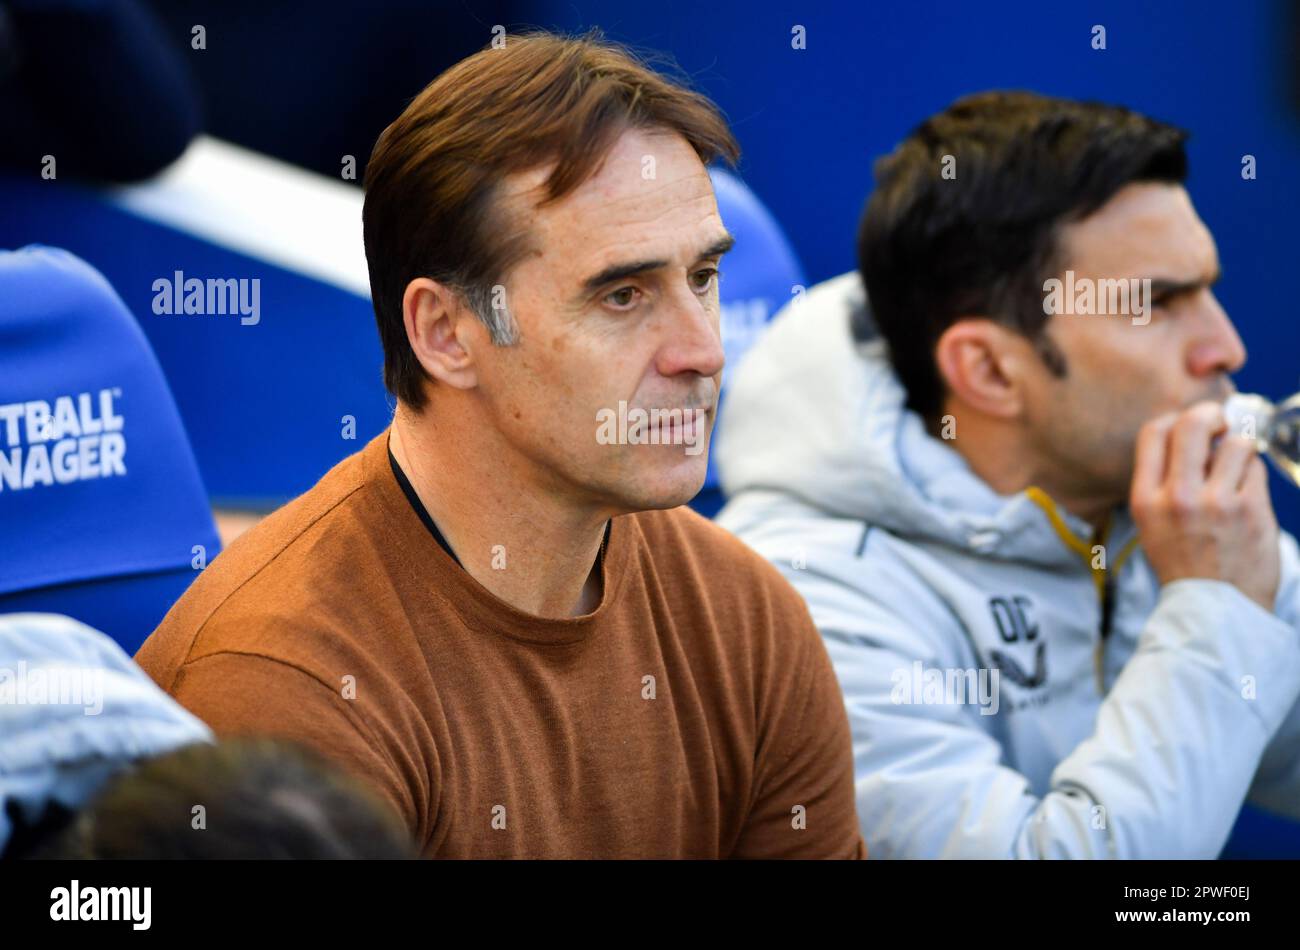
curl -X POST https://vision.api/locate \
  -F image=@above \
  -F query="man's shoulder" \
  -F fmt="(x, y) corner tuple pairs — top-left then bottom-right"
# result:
(713, 489), (981, 649)
(136, 437), (392, 681)
(716, 488), (875, 562)
(194, 442), (380, 600)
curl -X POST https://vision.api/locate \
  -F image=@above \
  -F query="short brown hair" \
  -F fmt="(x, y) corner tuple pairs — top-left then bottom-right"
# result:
(362, 29), (741, 410)
(857, 91), (1187, 423)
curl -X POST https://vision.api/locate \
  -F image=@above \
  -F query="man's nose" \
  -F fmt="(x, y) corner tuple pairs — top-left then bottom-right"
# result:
(656, 291), (726, 381)
(1187, 292), (1247, 378)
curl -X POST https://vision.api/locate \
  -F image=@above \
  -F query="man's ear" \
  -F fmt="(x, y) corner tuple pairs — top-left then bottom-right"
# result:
(933, 318), (1032, 419)
(402, 278), (481, 390)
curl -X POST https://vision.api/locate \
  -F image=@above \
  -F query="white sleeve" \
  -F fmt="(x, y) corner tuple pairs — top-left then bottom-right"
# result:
(1245, 531), (1300, 820)
(820, 573), (1300, 858)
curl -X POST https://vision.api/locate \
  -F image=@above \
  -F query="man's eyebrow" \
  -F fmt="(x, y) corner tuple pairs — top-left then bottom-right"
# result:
(699, 233), (736, 260)
(579, 257), (669, 297)
(1148, 268), (1222, 298)
(577, 232), (736, 297)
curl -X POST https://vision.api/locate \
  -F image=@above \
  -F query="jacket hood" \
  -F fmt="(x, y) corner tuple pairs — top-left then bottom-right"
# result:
(715, 271), (1127, 569)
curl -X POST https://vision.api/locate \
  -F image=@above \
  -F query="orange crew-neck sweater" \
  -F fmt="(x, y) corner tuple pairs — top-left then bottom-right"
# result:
(136, 430), (866, 859)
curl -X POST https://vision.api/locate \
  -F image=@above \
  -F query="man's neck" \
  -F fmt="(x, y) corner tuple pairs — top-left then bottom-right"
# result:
(934, 404), (1116, 533)
(389, 407), (610, 618)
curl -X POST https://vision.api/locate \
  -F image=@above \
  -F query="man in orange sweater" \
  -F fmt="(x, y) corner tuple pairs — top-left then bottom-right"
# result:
(136, 31), (865, 859)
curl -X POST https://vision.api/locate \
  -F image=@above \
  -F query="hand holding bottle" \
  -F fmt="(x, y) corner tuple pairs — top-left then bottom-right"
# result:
(1130, 401), (1280, 612)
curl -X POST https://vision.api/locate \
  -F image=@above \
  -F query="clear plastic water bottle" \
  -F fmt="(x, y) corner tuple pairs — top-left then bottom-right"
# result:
(1223, 392), (1300, 486)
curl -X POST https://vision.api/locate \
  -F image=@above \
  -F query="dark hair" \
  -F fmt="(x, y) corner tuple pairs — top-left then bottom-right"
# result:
(363, 29), (740, 411)
(31, 739), (415, 859)
(857, 91), (1189, 423)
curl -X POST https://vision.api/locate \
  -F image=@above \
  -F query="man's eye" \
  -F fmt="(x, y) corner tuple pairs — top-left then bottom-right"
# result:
(691, 267), (719, 292)
(605, 286), (640, 308)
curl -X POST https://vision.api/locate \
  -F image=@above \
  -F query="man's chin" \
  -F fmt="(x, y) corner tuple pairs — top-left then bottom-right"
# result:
(621, 462), (710, 512)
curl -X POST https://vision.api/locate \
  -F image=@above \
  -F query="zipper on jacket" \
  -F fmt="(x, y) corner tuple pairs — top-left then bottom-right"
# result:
(1025, 487), (1139, 695)
(1093, 527), (1115, 693)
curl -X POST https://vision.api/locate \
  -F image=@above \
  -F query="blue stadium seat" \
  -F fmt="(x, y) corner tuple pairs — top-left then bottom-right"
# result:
(0, 246), (220, 654)
(0, 144), (390, 509)
(690, 167), (806, 518)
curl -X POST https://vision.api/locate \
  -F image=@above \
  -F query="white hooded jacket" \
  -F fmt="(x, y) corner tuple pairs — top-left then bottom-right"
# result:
(715, 271), (1300, 858)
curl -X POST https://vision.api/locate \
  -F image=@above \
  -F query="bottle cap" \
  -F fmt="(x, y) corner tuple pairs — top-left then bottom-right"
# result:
(1222, 392), (1273, 451)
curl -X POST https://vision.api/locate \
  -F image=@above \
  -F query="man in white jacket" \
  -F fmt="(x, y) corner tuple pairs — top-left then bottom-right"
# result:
(715, 91), (1300, 858)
